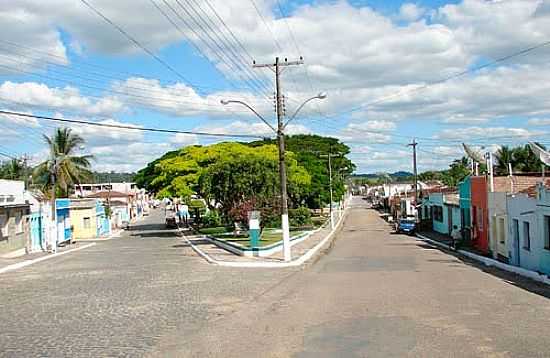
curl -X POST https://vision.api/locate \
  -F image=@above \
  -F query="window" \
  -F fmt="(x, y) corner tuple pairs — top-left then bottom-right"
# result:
(0, 214), (7, 238)
(523, 221), (530, 251)
(15, 212), (23, 234)
(433, 206), (443, 222)
(498, 218), (505, 244)
(83, 217), (91, 229)
(545, 216), (550, 250)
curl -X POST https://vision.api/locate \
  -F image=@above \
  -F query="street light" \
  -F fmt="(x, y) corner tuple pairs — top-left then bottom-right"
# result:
(221, 93), (327, 261)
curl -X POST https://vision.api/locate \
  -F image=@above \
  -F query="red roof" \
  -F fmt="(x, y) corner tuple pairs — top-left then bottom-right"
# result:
(84, 191), (134, 199)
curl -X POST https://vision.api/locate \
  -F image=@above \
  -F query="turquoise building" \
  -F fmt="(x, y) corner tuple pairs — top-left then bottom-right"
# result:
(423, 193), (461, 235)
(458, 176), (472, 241)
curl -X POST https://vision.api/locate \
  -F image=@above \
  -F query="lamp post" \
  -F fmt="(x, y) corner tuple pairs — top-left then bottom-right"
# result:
(221, 92), (327, 261)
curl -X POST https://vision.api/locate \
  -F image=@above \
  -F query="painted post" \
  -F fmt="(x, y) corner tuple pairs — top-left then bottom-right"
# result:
(248, 210), (261, 248)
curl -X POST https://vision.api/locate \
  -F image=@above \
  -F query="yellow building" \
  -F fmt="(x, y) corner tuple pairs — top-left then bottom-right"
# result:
(69, 199), (98, 240)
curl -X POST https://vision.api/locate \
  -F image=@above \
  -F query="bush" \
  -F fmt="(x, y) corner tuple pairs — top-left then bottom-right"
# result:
(202, 210), (222, 227)
(289, 206), (312, 227)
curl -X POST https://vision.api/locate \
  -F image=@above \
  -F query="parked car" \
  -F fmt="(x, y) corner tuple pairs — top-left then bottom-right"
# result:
(396, 218), (416, 235)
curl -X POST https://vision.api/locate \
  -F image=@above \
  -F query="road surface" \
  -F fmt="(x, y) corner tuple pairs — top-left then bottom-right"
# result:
(1, 199), (550, 357)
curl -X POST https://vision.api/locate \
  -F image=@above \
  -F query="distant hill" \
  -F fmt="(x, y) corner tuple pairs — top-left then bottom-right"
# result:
(352, 171), (413, 178)
(91, 172), (135, 183)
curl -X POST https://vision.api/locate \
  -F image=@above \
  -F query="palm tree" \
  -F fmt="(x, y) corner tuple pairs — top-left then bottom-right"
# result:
(0, 159), (26, 180)
(34, 128), (93, 198)
(495, 145), (514, 175)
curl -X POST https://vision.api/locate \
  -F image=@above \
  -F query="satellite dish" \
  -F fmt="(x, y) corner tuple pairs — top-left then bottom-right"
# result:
(529, 142), (550, 166)
(462, 143), (485, 163)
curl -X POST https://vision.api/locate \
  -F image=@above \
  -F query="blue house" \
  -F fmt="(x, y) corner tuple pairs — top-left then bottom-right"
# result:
(423, 193), (461, 236)
(55, 198), (72, 244)
(95, 200), (111, 237)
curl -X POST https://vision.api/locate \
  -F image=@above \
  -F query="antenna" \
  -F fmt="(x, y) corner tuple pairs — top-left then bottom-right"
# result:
(462, 143), (485, 163)
(529, 142), (550, 166)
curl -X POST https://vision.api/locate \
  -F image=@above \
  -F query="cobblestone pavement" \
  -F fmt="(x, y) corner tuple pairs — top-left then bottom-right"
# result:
(176, 198), (550, 357)
(4, 201), (550, 357)
(0, 209), (297, 357)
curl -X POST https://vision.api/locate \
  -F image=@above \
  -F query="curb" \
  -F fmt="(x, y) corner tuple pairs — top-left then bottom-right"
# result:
(183, 203), (350, 268)
(0, 243), (97, 274)
(415, 233), (550, 286)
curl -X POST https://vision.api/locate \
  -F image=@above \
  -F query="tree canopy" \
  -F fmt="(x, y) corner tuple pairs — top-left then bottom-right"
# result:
(135, 142), (311, 209)
(247, 135), (355, 208)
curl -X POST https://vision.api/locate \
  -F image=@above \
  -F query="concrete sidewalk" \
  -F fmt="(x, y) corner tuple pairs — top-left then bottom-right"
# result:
(183, 208), (349, 268)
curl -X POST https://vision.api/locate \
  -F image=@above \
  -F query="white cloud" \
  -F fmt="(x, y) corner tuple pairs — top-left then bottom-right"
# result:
(0, 81), (125, 116)
(398, 3), (427, 22)
(170, 133), (199, 146)
(527, 118), (550, 126)
(435, 126), (544, 141)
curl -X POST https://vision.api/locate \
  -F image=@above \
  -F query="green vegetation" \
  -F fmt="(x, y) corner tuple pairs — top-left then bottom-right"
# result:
(91, 172), (135, 183)
(134, 136), (354, 227)
(33, 128), (94, 197)
(495, 144), (547, 175)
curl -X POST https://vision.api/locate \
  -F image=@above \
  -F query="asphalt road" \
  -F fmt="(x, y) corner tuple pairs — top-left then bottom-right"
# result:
(2, 200), (550, 357)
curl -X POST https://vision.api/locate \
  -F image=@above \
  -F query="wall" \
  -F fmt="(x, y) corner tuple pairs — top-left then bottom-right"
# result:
(0, 206), (30, 255)
(506, 194), (538, 271)
(488, 192), (508, 260)
(536, 185), (550, 275)
(426, 193), (449, 234)
(71, 207), (97, 240)
(458, 176), (472, 240)
(471, 176), (489, 254)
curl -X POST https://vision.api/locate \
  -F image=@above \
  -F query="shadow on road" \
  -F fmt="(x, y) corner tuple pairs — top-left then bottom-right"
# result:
(401, 239), (550, 300)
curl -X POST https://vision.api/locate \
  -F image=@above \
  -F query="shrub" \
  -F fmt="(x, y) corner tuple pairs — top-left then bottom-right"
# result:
(202, 210), (222, 227)
(289, 206), (312, 227)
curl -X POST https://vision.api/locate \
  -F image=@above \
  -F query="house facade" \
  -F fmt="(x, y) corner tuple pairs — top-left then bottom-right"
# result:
(423, 193), (461, 236)
(506, 193), (537, 271)
(0, 180), (31, 255)
(471, 176), (490, 254)
(458, 176), (471, 241)
(70, 199), (99, 240)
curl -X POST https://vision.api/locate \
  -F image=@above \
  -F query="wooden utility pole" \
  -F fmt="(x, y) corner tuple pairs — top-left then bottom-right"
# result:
(408, 139), (418, 220)
(253, 57), (303, 261)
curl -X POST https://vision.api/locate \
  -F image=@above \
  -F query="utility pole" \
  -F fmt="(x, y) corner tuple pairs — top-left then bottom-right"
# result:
(408, 139), (418, 220)
(253, 56), (303, 262)
(320, 147), (340, 229)
(49, 158), (57, 253)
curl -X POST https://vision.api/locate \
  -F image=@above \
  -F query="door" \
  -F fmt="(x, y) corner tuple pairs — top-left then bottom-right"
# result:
(512, 219), (520, 266)
(30, 214), (43, 252)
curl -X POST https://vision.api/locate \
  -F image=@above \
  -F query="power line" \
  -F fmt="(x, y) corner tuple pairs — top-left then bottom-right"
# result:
(155, 0), (271, 99)
(79, 0), (193, 85)
(0, 110), (268, 139)
(324, 38), (550, 118)
(248, 0), (284, 53)
(184, 0), (273, 91)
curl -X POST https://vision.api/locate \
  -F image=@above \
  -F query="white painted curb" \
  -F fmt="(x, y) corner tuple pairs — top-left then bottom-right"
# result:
(0, 243), (96, 274)
(416, 233), (550, 286)
(183, 200), (351, 268)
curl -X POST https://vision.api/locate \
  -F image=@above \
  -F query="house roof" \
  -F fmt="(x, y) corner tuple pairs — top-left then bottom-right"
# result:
(84, 191), (134, 199)
(69, 199), (97, 209)
(517, 179), (550, 198)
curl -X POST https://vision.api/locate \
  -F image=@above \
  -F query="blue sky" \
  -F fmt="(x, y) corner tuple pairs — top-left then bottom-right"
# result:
(0, 0), (549, 173)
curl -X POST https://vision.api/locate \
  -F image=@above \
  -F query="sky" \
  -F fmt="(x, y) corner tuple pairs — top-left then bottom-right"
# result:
(0, 0), (549, 174)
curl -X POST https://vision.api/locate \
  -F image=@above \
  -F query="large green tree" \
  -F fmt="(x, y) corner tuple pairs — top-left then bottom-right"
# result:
(34, 128), (93, 197)
(248, 135), (355, 208)
(137, 142), (311, 207)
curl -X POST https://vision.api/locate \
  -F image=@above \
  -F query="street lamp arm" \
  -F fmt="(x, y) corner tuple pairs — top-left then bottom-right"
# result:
(220, 99), (276, 133)
(283, 92), (327, 129)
